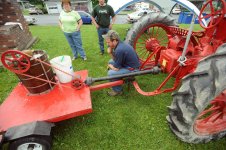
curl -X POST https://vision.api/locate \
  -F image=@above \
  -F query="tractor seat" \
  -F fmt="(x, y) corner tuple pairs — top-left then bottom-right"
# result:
(169, 26), (205, 38)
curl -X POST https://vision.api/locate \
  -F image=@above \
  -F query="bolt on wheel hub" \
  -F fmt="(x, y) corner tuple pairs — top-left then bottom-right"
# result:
(145, 38), (160, 52)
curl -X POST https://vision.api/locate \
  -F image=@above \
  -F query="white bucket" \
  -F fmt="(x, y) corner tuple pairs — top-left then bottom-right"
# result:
(50, 55), (74, 83)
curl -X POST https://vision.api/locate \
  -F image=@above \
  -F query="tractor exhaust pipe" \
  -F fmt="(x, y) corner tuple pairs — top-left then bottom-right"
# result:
(85, 66), (161, 85)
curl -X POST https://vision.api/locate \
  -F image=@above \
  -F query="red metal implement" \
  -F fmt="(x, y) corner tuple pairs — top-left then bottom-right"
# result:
(0, 70), (92, 132)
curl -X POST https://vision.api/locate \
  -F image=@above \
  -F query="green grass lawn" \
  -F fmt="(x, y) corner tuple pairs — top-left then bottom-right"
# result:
(1, 24), (225, 149)
(22, 9), (29, 15)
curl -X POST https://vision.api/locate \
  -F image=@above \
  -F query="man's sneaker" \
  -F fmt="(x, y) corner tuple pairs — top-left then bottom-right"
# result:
(107, 90), (123, 96)
(83, 57), (87, 61)
(100, 52), (104, 55)
(72, 57), (77, 60)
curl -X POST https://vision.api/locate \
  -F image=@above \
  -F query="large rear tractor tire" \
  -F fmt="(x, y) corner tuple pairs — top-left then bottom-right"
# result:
(167, 44), (226, 143)
(125, 12), (176, 67)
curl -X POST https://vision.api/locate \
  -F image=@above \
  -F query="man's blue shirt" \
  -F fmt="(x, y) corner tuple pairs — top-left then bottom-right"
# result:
(113, 41), (140, 69)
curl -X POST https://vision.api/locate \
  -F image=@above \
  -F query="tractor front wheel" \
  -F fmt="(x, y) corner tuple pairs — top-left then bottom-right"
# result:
(167, 44), (226, 143)
(125, 12), (176, 69)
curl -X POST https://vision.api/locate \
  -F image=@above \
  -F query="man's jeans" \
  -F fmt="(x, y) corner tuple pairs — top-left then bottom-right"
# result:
(97, 27), (109, 53)
(64, 31), (86, 58)
(108, 59), (138, 92)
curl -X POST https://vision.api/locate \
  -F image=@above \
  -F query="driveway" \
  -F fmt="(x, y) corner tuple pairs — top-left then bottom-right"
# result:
(33, 14), (59, 25)
(31, 13), (179, 26)
(31, 14), (128, 26)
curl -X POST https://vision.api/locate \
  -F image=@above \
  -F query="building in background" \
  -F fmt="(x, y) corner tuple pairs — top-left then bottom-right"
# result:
(0, 0), (36, 67)
(134, 2), (150, 10)
(17, 0), (35, 9)
(44, 0), (93, 14)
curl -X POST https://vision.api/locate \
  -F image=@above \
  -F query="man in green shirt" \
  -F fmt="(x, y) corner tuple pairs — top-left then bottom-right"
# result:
(91, 0), (116, 55)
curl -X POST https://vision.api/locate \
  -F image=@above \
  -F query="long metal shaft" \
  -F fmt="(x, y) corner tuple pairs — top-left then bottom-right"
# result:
(85, 66), (161, 85)
(180, 14), (195, 61)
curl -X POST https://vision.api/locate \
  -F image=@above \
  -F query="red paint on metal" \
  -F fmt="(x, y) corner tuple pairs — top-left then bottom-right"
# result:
(194, 90), (226, 135)
(140, 46), (162, 70)
(132, 65), (180, 96)
(198, 0), (226, 29)
(159, 49), (182, 73)
(1, 50), (31, 74)
(145, 38), (160, 52)
(133, 23), (172, 64)
(0, 70), (92, 132)
(72, 78), (85, 90)
(89, 80), (124, 92)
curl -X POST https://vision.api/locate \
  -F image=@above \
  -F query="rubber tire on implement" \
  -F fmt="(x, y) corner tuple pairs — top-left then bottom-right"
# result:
(167, 43), (226, 143)
(9, 136), (52, 150)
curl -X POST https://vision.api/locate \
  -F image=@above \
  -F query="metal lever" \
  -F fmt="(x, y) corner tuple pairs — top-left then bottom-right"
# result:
(178, 13), (196, 66)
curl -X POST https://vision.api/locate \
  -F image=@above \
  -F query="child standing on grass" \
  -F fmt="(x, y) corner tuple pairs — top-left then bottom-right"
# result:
(59, 0), (87, 61)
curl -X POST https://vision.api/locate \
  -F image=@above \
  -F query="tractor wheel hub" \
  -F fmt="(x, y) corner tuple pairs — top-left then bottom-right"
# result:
(145, 38), (160, 52)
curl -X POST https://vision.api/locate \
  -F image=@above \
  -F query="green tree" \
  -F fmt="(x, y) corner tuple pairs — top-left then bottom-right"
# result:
(28, 0), (46, 12)
(91, 0), (98, 6)
(28, 0), (43, 5)
(91, 0), (108, 7)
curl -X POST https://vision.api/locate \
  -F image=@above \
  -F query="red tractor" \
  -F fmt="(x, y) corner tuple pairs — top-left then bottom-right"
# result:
(1, 0), (226, 148)
(125, 0), (226, 143)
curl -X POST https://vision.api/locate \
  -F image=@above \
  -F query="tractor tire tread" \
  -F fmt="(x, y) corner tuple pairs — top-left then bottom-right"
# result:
(125, 12), (177, 46)
(167, 43), (226, 143)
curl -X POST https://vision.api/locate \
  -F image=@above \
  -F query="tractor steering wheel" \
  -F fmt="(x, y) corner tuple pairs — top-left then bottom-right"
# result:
(1, 50), (31, 74)
(199, 0), (226, 29)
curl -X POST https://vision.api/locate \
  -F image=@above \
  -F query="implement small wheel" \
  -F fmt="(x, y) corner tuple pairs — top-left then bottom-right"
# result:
(9, 136), (52, 150)
(167, 44), (226, 143)
(1, 50), (31, 74)
(125, 12), (176, 69)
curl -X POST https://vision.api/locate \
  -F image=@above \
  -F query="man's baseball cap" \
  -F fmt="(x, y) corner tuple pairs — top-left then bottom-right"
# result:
(102, 30), (120, 40)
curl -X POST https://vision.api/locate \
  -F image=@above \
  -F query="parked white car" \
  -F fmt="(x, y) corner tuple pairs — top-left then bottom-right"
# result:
(28, 7), (43, 15)
(127, 10), (155, 23)
(24, 15), (37, 25)
(172, 7), (181, 14)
